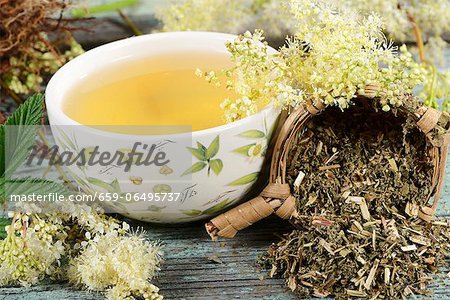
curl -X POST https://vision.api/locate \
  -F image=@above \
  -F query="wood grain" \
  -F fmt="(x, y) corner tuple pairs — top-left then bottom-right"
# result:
(0, 160), (449, 300)
(0, 23), (449, 300)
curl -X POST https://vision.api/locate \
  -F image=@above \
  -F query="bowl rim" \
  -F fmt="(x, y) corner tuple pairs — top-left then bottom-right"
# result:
(45, 31), (279, 140)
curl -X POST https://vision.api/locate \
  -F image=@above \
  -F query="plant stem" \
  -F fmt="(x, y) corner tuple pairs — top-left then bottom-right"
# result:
(0, 79), (23, 105)
(37, 129), (77, 191)
(117, 9), (143, 36)
(406, 11), (425, 63)
(70, 0), (139, 18)
(0, 111), (6, 124)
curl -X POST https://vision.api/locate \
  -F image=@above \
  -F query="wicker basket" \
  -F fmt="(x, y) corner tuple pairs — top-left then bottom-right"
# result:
(206, 94), (450, 239)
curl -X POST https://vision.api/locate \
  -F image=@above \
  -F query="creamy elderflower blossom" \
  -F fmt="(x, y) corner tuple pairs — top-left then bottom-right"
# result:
(0, 212), (66, 286)
(157, 0), (252, 33)
(1, 201), (163, 299)
(157, 0), (449, 63)
(202, 0), (428, 120)
(68, 230), (163, 300)
(203, 30), (293, 122)
(158, 0), (448, 111)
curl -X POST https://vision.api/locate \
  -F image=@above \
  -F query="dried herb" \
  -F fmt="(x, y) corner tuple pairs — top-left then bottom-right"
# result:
(0, 0), (83, 102)
(262, 103), (450, 299)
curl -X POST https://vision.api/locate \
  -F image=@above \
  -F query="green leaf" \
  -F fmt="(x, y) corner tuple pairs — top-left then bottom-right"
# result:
(0, 217), (10, 239)
(233, 144), (255, 156)
(182, 161), (207, 176)
(205, 135), (220, 159)
(187, 147), (206, 161)
(70, 0), (138, 17)
(209, 159), (223, 175)
(238, 130), (265, 139)
(228, 172), (260, 186)
(0, 94), (44, 177)
(4, 178), (72, 200)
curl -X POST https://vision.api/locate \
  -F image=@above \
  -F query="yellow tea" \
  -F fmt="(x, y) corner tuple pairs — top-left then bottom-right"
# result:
(63, 51), (236, 133)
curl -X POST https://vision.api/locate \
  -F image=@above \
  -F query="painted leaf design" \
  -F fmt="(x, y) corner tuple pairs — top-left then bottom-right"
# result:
(238, 130), (265, 139)
(209, 159), (223, 175)
(148, 205), (166, 212)
(182, 161), (207, 176)
(228, 172), (260, 186)
(197, 142), (207, 154)
(57, 128), (77, 151)
(203, 198), (234, 215)
(187, 147), (206, 161)
(88, 177), (121, 193)
(82, 146), (97, 162)
(67, 170), (93, 192)
(205, 135), (220, 159)
(153, 184), (172, 193)
(233, 144), (255, 156)
(181, 209), (203, 216)
(110, 178), (121, 193)
(129, 176), (143, 185)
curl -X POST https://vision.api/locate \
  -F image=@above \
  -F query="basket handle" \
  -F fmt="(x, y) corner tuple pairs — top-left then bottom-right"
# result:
(205, 99), (325, 240)
(205, 183), (296, 239)
(414, 106), (450, 221)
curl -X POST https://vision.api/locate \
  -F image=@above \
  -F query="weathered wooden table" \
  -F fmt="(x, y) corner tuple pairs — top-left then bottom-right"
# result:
(1, 15), (449, 300)
(0, 169), (449, 300)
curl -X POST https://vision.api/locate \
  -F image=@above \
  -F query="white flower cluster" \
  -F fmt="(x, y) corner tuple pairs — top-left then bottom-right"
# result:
(157, 0), (296, 38)
(342, 0), (450, 56)
(157, 0), (449, 60)
(156, 0), (252, 33)
(0, 201), (163, 300)
(68, 230), (163, 300)
(202, 0), (427, 120)
(202, 30), (296, 122)
(157, 0), (449, 111)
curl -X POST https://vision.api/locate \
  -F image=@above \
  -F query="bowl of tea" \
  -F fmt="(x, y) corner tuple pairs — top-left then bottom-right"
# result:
(46, 32), (280, 223)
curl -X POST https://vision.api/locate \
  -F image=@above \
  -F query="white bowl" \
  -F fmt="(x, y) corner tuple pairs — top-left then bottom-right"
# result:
(45, 32), (280, 223)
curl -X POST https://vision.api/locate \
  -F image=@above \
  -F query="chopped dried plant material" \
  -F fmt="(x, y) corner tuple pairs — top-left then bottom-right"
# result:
(261, 105), (450, 299)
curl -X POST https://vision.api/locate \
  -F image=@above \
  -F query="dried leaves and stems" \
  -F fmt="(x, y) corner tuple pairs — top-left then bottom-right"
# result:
(261, 103), (450, 299)
(0, 0), (84, 101)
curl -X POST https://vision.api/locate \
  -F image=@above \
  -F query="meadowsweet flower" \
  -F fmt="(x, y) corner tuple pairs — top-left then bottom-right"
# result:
(157, 0), (252, 33)
(68, 230), (163, 300)
(158, 0), (448, 111)
(2, 201), (163, 299)
(200, 0), (430, 118)
(0, 213), (66, 286)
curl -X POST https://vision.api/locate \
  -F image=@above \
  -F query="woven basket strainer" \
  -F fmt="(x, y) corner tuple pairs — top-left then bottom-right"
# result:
(205, 95), (450, 240)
